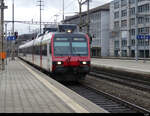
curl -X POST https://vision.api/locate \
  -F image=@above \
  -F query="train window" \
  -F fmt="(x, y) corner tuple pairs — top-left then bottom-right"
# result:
(72, 42), (88, 56)
(35, 46), (41, 55)
(54, 42), (70, 47)
(49, 42), (52, 54)
(42, 44), (47, 56)
(53, 37), (88, 56)
(54, 42), (71, 56)
(72, 42), (87, 47)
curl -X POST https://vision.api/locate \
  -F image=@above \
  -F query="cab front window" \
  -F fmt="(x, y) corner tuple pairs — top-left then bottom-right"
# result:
(53, 37), (88, 56)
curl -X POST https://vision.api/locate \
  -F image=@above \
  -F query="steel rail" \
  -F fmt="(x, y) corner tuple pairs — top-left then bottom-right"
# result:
(82, 83), (150, 114)
(89, 71), (150, 93)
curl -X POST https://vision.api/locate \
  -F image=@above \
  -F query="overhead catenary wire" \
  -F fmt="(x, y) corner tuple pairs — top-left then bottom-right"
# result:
(37, 0), (44, 33)
(49, 0), (77, 22)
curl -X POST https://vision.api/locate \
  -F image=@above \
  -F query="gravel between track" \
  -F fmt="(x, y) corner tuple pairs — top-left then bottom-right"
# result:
(83, 75), (150, 111)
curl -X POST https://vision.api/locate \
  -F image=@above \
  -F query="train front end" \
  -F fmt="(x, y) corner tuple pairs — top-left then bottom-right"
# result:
(51, 33), (91, 81)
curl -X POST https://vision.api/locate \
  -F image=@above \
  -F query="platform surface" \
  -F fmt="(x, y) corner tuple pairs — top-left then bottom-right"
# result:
(0, 59), (108, 113)
(92, 58), (150, 75)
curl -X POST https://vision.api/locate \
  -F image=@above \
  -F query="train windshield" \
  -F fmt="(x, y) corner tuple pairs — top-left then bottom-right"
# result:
(72, 38), (88, 56)
(53, 37), (88, 56)
(54, 38), (71, 56)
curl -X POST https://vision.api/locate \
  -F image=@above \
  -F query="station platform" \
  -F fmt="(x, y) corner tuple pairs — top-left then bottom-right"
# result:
(91, 58), (150, 79)
(0, 58), (108, 113)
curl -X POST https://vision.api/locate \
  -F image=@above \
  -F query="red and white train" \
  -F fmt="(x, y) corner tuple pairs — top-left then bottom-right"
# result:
(19, 24), (91, 81)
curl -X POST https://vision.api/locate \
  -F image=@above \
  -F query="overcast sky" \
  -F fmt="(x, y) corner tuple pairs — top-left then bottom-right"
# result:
(4, 0), (112, 35)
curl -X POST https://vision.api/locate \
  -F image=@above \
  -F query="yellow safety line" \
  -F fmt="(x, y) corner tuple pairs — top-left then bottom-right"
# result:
(19, 61), (89, 113)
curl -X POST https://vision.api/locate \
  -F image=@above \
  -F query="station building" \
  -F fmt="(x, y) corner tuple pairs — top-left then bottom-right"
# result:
(64, 4), (110, 57)
(110, 0), (150, 58)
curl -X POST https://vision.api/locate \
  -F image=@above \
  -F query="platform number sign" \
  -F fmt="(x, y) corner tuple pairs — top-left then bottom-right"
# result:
(6, 36), (16, 41)
(137, 35), (150, 40)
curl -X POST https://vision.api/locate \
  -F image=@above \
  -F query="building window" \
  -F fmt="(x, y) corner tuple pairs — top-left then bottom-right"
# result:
(130, 18), (135, 25)
(138, 17), (144, 24)
(121, 9), (127, 17)
(138, 0), (148, 3)
(114, 40), (119, 49)
(130, 7), (135, 16)
(114, 11), (119, 19)
(114, 1), (119, 9)
(131, 39), (135, 46)
(138, 27), (149, 34)
(122, 50), (127, 57)
(130, 29), (135, 36)
(138, 4), (150, 13)
(146, 16), (150, 23)
(138, 16), (150, 24)
(129, 0), (135, 4)
(122, 40), (127, 47)
(121, 0), (127, 7)
(114, 21), (119, 28)
(138, 39), (144, 46)
(121, 20), (127, 27)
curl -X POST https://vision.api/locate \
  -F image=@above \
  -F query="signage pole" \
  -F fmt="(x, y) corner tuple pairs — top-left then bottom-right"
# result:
(5, 23), (7, 65)
(143, 15), (146, 63)
(11, 0), (15, 60)
(135, 0), (138, 61)
(149, 37), (150, 58)
(143, 34), (146, 63)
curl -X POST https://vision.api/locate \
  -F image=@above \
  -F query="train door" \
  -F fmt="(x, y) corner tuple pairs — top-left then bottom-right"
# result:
(32, 45), (34, 64)
(47, 43), (52, 72)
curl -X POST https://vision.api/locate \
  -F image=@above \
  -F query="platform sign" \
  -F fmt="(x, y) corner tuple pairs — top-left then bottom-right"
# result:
(0, 52), (6, 59)
(137, 35), (150, 40)
(6, 36), (16, 41)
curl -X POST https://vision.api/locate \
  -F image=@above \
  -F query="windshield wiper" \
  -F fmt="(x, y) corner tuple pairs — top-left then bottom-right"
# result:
(56, 54), (64, 56)
(75, 54), (81, 56)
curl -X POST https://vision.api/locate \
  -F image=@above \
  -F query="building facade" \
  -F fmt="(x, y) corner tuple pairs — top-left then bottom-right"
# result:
(110, 0), (150, 58)
(64, 4), (110, 57)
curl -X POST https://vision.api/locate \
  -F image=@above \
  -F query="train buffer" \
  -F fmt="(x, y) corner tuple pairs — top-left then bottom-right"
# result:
(0, 58), (108, 113)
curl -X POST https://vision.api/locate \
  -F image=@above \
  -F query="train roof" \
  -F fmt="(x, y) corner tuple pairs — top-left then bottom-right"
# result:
(51, 31), (86, 35)
(19, 32), (87, 49)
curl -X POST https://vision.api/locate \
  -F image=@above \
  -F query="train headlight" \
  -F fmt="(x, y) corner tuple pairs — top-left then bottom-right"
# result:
(57, 61), (62, 65)
(67, 29), (72, 33)
(82, 62), (87, 65)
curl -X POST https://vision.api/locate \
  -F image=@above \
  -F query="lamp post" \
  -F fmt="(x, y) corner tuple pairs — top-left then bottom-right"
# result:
(11, 0), (15, 60)
(62, 0), (64, 23)
(5, 23), (7, 65)
(0, 0), (7, 70)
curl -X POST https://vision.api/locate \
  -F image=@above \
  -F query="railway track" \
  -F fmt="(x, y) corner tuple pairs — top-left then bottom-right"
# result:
(89, 71), (150, 93)
(64, 82), (150, 113)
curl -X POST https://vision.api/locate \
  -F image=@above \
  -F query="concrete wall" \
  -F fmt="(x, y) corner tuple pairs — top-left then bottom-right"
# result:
(101, 11), (110, 56)
(109, 1), (115, 56)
